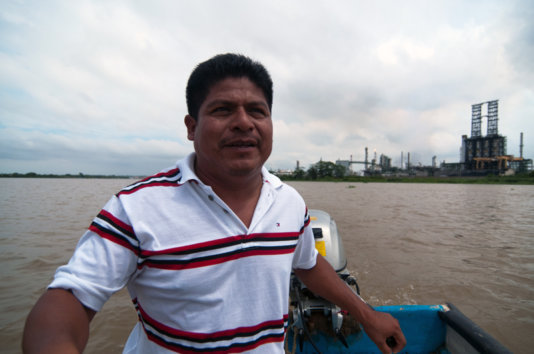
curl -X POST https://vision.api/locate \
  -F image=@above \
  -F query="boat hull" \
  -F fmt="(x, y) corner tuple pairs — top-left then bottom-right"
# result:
(285, 303), (511, 353)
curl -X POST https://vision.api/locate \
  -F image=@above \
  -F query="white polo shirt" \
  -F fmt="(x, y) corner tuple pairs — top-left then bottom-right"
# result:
(50, 153), (318, 353)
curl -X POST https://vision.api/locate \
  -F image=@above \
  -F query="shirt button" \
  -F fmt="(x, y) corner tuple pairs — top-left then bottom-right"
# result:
(208, 195), (214, 201)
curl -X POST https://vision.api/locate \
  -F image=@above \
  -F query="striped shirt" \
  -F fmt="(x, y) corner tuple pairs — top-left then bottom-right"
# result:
(49, 153), (318, 353)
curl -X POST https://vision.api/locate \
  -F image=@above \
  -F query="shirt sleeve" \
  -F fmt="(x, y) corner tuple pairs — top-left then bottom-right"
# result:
(48, 195), (139, 311)
(291, 208), (318, 270)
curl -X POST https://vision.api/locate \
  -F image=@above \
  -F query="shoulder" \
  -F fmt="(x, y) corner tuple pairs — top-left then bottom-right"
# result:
(263, 168), (307, 211)
(116, 154), (197, 197)
(116, 167), (183, 197)
(263, 167), (301, 190)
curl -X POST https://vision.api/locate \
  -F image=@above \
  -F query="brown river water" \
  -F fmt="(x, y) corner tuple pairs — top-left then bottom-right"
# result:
(1, 178), (533, 353)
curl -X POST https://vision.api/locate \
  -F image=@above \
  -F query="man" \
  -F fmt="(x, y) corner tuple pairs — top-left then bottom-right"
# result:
(23, 54), (406, 353)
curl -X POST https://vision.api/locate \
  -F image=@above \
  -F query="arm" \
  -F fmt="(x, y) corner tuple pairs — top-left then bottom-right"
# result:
(294, 255), (406, 354)
(22, 288), (96, 354)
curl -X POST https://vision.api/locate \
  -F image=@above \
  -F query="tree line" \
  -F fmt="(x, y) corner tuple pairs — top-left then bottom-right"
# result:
(278, 160), (348, 180)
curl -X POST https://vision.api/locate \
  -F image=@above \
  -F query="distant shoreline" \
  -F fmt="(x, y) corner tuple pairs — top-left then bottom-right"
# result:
(281, 174), (534, 185)
(2, 172), (533, 185)
(0, 172), (137, 179)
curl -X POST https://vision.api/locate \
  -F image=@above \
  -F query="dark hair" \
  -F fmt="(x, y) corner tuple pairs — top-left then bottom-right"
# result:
(186, 53), (273, 120)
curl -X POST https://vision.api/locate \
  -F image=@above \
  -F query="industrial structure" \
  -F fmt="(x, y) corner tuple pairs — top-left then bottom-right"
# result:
(461, 100), (504, 169)
(335, 147), (394, 176)
(334, 100), (531, 177)
(450, 100), (531, 175)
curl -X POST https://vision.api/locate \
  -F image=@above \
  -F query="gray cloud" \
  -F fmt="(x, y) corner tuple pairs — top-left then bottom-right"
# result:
(1, 0), (532, 174)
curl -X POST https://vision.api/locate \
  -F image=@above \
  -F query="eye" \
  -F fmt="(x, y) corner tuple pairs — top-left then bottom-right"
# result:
(211, 106), (231, 114)
(248, 106), (269, 118)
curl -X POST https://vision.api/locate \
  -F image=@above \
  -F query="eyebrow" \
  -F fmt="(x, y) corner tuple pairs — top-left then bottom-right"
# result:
(205, 99), (270, 110)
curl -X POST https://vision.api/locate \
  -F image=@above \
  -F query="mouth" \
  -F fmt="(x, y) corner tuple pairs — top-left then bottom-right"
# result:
(223, 138), (258, 149)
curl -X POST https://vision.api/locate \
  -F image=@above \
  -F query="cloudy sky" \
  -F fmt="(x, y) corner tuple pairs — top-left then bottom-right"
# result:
(1, 0), (533, 175)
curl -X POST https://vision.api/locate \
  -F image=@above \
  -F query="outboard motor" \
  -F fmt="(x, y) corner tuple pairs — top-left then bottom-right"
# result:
(286, 210), (362, 353)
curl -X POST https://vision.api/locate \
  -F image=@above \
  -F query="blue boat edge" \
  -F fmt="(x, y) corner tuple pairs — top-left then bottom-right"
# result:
(285, 303), (512, 354)
(438, 302), (512, 354)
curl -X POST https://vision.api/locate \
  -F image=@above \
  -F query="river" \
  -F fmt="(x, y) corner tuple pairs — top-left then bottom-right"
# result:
(1, 178), (532, 353)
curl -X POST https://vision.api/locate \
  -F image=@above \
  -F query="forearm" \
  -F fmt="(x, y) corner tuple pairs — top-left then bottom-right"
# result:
(294, 254), (406, 353)
(22, 288), (95, 354)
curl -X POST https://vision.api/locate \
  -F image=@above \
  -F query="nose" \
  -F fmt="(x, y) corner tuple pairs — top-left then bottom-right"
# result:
(232, 107), (254, 131)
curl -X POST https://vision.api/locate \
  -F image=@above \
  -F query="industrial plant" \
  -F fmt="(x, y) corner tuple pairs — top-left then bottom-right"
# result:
(335, 100), (531, 177)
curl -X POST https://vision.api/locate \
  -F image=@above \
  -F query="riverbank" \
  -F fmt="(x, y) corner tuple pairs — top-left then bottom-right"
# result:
(2, 172), (534, 184)
(0, 172), (133, 179)
(281, 173), (534, 185)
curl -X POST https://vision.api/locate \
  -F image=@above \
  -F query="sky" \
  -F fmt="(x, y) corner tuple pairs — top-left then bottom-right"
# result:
(1, 0), (533, 176)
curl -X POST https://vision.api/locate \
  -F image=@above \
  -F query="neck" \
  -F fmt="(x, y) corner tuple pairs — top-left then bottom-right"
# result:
(194, 162), (264, 228)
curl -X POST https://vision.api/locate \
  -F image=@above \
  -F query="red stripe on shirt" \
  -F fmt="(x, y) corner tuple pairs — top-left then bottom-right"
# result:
(138, 247), (296, 271)
(89, 224), (139, 255)
(135, 300), (286, 352)
(98, 209), (134, 235)
(140, 232), (300, 258)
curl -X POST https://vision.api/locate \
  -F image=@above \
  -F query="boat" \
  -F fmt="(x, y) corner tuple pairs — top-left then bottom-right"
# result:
(285, 209), (511, 354)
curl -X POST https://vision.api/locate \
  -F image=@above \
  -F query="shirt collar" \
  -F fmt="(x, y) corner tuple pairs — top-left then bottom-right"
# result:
(261, 166), (283, 189)
(176, 152), (199, 183)
(176, 152), (283, 190)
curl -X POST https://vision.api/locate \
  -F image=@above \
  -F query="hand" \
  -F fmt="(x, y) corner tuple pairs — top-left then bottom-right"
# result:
(361, 310), (406, 353)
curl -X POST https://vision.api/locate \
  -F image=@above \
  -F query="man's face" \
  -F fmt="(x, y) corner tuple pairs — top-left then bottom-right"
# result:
(185, 77), (273, 181)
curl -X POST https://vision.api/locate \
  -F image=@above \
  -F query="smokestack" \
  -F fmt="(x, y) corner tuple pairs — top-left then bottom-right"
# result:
(519, 132), (523, 158)
(407, 152), (411, 169)
(365, 147), (368, 170)
(401, 151), (404, 169)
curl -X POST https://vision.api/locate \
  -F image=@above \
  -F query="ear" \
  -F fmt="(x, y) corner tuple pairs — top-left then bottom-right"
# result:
(184, 115), (196, 141)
